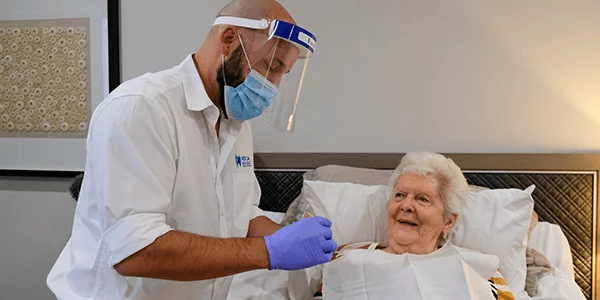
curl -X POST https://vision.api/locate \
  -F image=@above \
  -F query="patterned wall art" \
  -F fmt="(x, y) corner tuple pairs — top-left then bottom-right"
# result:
(0, 18), (91, 138)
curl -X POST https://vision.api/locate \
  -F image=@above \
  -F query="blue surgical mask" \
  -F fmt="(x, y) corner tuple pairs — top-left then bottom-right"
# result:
(224, 69), (278, 121)
(222, 35), (279, 121)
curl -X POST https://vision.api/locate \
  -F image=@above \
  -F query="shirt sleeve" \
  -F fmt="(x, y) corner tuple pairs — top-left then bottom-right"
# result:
(87, 95), (177, 267)
(250, 173), (264, 219)
(251, 204), (264, 220)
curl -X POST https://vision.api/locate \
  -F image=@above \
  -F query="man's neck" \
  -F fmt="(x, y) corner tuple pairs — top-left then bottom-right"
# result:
(192, 52), (219, 107)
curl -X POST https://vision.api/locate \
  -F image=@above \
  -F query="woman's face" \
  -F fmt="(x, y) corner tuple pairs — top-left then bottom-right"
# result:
(386, 173), (457, 254)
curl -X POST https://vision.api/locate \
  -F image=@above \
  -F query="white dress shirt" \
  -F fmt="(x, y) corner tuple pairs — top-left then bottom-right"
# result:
(47, 54), (264, 300)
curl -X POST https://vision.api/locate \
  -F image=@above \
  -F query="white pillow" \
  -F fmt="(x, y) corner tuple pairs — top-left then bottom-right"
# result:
(303, 180), (386, 246)
(450, 186), (535, 295)
(302, 180), (535, 295)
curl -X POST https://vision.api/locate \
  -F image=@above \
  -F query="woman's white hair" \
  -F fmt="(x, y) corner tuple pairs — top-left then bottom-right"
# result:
(388, 152), (469, 219)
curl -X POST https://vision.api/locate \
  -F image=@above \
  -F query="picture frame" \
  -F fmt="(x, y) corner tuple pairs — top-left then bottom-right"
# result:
(0, 0), (121, 174)
(107, 0), (121, 93)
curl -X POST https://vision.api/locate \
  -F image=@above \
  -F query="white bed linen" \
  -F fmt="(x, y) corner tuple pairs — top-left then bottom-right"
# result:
(515, 267), (585, 300)
(528, 222), (575, 279)
(520, 221), (586, 300)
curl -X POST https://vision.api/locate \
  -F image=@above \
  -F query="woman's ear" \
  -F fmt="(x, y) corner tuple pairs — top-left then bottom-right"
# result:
(443, 213), (458, 233)
(219, 27), (238, 57)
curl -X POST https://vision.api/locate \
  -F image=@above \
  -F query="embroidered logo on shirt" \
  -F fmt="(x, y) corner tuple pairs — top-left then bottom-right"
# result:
(235, 154), (252, 168)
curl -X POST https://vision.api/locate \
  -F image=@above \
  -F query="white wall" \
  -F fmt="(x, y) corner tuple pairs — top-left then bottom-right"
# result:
(121, 0), (600, 153)
(0, 177), (75, 300)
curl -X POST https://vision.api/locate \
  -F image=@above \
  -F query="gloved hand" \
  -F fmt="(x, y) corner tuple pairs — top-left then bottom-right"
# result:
(264, 216), (337, 271)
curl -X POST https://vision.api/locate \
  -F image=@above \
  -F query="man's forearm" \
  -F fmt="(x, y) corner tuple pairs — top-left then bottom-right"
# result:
(114, 230), (270, 281)
(247, 215), (283, 237)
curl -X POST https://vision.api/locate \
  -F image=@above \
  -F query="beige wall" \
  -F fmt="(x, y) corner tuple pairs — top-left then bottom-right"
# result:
(121, 0), (600, 153)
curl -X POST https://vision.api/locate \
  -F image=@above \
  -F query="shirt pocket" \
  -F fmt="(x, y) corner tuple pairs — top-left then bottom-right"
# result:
(232, 170), (260, 235)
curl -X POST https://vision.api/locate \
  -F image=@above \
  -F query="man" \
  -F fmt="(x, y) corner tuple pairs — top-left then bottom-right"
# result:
(47, 0), (336, 299)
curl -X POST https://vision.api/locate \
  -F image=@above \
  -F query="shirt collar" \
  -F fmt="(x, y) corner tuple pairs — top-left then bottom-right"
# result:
(179, 54), (214, 112)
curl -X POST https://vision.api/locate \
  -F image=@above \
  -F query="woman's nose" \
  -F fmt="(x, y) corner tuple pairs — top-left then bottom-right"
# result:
(399, 197), (415, 212)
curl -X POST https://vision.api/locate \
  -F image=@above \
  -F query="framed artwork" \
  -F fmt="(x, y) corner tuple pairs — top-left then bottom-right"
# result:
(0, 0), (120, 173)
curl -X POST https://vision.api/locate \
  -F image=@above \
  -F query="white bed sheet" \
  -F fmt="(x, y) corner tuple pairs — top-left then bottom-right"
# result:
(528, 222), (575, 280)
(515, 267), (586, 300)
(531, 268), (586, 300)
(517, 221), (586, 300)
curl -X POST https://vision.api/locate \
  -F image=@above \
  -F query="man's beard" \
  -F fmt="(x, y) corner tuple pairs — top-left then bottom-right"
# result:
(216, 45), (246, 118)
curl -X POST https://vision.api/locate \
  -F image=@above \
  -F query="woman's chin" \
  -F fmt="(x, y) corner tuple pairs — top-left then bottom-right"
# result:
(389, 231), (419, 248)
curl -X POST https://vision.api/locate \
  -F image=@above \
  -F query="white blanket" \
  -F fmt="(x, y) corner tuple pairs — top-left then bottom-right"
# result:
(514, 268), (586, 300)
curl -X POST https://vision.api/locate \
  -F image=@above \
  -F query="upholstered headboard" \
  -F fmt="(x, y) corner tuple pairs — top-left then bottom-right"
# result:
(253, 153), (599, 300)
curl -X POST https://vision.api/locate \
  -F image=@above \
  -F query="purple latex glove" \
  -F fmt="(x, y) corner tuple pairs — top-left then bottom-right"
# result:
(264, 216), (337, 270)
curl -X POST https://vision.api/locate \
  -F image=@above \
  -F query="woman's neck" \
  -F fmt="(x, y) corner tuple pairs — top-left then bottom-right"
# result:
(382, 241), (441, 255)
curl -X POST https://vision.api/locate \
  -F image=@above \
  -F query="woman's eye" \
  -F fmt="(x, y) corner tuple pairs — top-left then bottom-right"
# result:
(395, 193), (405, 198)
(417, 196), (429, 202)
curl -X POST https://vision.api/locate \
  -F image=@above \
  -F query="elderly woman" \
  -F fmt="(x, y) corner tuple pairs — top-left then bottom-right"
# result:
(288, 152), (516, 300)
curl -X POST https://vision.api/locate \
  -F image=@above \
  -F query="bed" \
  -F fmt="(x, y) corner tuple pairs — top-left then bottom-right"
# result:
(230, 153), (599, 300)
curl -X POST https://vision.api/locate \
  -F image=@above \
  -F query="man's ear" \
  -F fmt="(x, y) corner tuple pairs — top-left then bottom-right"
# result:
(220, 26), (238, 57)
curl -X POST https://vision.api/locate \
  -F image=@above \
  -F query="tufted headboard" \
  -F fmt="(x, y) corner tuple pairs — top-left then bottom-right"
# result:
(253, 153), (600, 300)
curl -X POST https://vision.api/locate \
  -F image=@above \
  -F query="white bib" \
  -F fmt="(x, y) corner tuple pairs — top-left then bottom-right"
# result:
(322, 243), (500, 300)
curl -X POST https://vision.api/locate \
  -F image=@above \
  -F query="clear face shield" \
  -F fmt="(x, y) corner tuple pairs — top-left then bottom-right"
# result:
(213, 16), (316, 132)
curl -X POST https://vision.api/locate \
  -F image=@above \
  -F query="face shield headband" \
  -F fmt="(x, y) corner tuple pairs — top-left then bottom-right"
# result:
(213, 16), (317, 132)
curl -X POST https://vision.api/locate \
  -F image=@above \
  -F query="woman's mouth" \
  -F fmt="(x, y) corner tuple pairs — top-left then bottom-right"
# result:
(397, 219), (418, 227)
